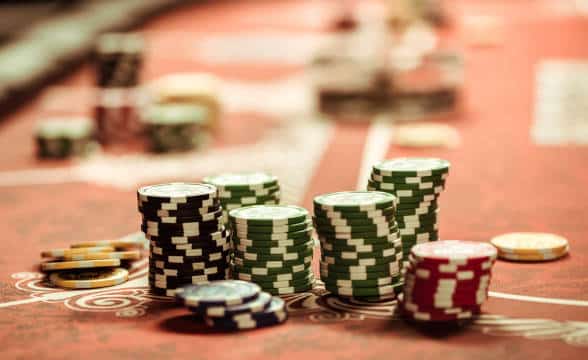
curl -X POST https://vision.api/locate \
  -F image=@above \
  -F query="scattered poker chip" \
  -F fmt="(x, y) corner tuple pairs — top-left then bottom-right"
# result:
(49, 268), (129, 289)
(175, 280), (261, 308)
(490, 232), (569, 256)
(313, 191), (396, 212)
(41, 259), (121, 272)
(41, 246), (115, 258)
(372, 158), (450, 177)
(61, 250), (142, 261)
(204, 296), (288, 331)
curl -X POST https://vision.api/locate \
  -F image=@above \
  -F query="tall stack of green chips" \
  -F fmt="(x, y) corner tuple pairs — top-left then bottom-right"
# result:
(203, 173), (281, 226)
(141, 103), (208, 152)
(367, 158), (450, 269)
(314, 191), (403, 299)
(229, 205), (315, 295)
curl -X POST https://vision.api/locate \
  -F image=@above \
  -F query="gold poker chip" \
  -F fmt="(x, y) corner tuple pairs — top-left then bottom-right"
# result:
(49, 268), (129, 289)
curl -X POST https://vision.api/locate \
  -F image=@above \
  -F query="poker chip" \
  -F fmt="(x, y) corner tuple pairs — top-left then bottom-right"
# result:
(399, 240), (496, 322)
(61, 250), (142, 261)
(35, 117), (97, 159)
(138, 182), (229, 296)
(49, 268), (129, 289)
(41, 246), (115, 258)
(203, 296), (288, 331)
(313, 191), (396, 212)
(70, 237), (146, 249)
(199, 291), (273, 317)
(41, 259), (121, 272)
(176, 280), (261, 308)
(204, 173), (282, 226)
(95, 32), (143, 88)
(372, 158), (450, 177)
(490, 232), (570, 261)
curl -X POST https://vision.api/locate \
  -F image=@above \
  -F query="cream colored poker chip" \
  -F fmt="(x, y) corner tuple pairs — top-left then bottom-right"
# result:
(490, 232), (569, 256)
(41, 259), (121, 272)
(41, 246), (115, 258)
(70, 238), (145, 250)
(49, 268), (129, 289)
(61, 250), (142, 261)
(497, 245), (569, 262)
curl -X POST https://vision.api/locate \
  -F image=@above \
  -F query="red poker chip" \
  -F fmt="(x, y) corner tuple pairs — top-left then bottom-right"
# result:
(403, 282), (489, 297)
(411, 240), (497, 265)
(398, 296), (481, 322)
(408, 254), (495, 272)
(404, 289), (488, 304)
(400, 295), (482, 313)
(403, 293), (487, 308)
(404, 264), (492, 281)
(403, 272), (491, 288)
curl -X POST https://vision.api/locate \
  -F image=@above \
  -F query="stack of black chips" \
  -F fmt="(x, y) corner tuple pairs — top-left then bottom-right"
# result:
(137, 182), (230, 297)
(94, 32), (144, 88)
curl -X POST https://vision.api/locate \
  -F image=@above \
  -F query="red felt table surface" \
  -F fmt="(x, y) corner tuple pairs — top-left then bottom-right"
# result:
(1, 0), (587, 358)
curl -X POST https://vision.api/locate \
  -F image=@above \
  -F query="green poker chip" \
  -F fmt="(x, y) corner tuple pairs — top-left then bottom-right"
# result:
(319, 261), (400, 274)
(395, 194), (441, 204)
(371, 173), (447, 185)
(399, 232), (439, 242)
(218, 185), (280, 198)
(229, 205), (309, 226)
(321, 254), (401, 267)
(234, 256), (312, 269)
(203, 172), (278, 191)
(313, 191), (396, 212)
(234, 248), (313, 262)
(221, 193), (280, 205)
(234, 240), (314, 254)
(254, 273), (314, 287)
(233, 268), (313, 283)
(314, 206), (396, 219)
(263, 282), (314, 295)
(395, 200), (438, 210)
(232, 236), (312, 248)
(367, 180), (444, 196)
(396, 207), (438, 216)
(322, 275), (402, 289)
(317, 225), (399, 239)
(315, 221), (397, 234)
(372, 158), (450, 177)
(313, 214), (395, 227)
(232, 263), (311, 276)
(231, 219), (311, 234)
(324, 283), (396, 297)
(319, 268), (398, 280)
(320, 239), (400, 252)
(232, 227), (313, 241)
(318, 231), (400, 244)
(321, 246), (400, 260)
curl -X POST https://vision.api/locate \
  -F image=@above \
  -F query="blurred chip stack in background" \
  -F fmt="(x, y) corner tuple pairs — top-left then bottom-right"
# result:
(35, 117), (97, 159)
(93, 33), (145, 144)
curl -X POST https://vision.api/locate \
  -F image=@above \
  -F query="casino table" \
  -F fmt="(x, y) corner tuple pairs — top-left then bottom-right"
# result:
(1, 0), (588, 358)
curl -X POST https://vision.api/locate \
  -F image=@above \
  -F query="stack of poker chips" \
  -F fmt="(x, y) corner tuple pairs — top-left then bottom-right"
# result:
(141, 103), (209, 153)
(203, 173), (281, 226)
(39, 233), (146, 289)
(399, 240), (497, 322)
(93, 33), (144, 144)
(367, 157), (449, 269)
(229, 205), (315, 295)
(95, 32), (143, 88)
(314, 191), (404, 299)
(176, 280), (288, 331)
(137, 183), (230, 297)
(35, 117), (97, 159)
(490, 232), (570, 262)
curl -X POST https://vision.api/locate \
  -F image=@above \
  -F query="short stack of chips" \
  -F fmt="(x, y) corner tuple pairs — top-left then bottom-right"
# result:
(203, 173), (281, 226)
(314, 191), (403, 299)
(94, 89), (143, 143)
(176, 280), (288, 331)
(367, 158), (450, 268)
(399, 240), (497, 322)
(35, 117), (97, 159)
(137, 183), (230, 297)
(39, 232), (146, 289)
(94, 32), (143, 88)
(490, 232), (570, 262)
(141, 103), (209, 152)
(229, 205), (315, 295)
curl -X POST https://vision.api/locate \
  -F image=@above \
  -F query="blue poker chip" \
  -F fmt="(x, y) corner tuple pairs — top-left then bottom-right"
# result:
(204, 297), (288, 331)
(176, 280), (261, 309)
(192, 291), (273, 318)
